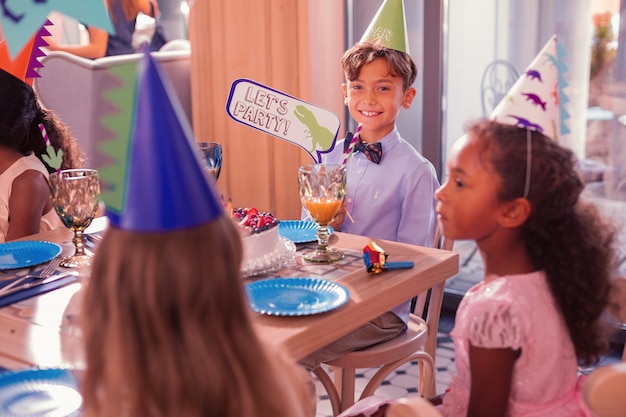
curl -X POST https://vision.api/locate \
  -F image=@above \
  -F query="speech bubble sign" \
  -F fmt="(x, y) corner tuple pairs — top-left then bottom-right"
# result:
(226, 78), (340, 163)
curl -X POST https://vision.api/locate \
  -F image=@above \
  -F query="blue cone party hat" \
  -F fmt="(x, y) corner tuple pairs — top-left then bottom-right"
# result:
(107, 52), (223, 232)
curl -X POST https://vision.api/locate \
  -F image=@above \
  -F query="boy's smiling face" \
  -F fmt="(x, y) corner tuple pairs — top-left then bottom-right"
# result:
(343, 58), (415, 142)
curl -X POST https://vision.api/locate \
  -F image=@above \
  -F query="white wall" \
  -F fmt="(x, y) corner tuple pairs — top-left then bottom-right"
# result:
(307, 0), (346, 139)
(442, 0), (593, 179)
(443, 0), (498, 166)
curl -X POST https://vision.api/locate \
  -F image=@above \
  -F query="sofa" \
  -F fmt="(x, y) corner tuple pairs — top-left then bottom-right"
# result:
(33, 46), (192, 170)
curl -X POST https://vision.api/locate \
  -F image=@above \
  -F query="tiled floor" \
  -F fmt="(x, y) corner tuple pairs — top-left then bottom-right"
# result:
(314, 234), (626, 417)
(313, 309), (457, 417)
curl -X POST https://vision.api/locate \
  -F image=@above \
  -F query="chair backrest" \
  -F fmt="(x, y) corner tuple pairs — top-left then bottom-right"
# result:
(433, 225), (454, 251)
(480, 59), (519, 116)
(412, 226), (454, 357)
(607, 276), (626, 361)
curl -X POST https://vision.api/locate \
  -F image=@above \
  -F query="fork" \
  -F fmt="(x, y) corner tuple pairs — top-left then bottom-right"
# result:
(0, 257), (62, 296)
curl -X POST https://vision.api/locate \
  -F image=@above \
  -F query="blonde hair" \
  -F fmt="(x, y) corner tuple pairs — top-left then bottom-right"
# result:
(81, 215), (313, 417)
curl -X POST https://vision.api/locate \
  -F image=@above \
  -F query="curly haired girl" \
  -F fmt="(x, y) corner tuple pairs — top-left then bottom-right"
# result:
(434, 118), (616, 416)
(0, 68), (84, 241)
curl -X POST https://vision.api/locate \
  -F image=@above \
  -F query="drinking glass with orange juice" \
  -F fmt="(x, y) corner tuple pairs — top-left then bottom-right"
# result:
(298, 164), (347, 262)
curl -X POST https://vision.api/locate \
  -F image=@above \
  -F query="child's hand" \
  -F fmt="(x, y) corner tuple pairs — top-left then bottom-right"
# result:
(329, 202), (347, 231)
(44, 37), (59, 51)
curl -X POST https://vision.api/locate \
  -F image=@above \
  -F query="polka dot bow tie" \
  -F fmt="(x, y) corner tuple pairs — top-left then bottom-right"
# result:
(343, 135), (383, 164)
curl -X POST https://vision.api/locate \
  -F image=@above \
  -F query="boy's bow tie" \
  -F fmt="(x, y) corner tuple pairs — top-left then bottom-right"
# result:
(343, 134), (383, 164)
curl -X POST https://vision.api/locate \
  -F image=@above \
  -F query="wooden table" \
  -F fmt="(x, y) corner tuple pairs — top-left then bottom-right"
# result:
(0, 221), (458, 369)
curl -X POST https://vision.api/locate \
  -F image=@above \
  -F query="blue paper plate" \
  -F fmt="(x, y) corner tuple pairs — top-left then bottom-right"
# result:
(246, 277), (349, 316)
(278, 220), (334, 244)
(0, 241), (62, 271)
(0, 367), (82, 417)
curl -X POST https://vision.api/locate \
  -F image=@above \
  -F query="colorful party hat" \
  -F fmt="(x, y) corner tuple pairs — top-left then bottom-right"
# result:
(106, 52), (223, 232)
(490, 35), (570, 141)
(359, 0), (410, 54)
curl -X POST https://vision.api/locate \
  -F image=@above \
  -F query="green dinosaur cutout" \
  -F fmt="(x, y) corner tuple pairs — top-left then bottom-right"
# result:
(294, 104), (335, 153)
(41, 145), (63, 170)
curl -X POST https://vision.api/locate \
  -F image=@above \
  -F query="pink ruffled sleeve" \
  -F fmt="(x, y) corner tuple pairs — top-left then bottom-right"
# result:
(467, 302), (523, 350)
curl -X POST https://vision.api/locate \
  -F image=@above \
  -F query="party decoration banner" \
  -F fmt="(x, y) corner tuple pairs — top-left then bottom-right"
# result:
(0, 0), (114, 58)
(226, 78), (340, 163)
(0, 19), (51, 84)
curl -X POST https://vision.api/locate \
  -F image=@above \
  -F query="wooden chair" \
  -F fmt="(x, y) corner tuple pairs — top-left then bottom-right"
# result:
(480, 59), (519, 116)
(608, 276), (626, 361)
(582, 362), (626, 417)
(313, 229), (455, 416)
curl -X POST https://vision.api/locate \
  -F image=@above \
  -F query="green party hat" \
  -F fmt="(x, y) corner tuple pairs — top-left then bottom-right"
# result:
(359, 0), (410, 54)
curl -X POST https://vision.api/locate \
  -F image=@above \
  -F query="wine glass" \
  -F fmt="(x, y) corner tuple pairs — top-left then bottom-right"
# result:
(197, 142), (222, 180)
(298, 164), (347, 263)
(48, 169), (101, 268)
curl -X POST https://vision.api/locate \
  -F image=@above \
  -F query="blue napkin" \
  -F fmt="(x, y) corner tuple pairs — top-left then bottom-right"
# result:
(0, 274), (78, 308)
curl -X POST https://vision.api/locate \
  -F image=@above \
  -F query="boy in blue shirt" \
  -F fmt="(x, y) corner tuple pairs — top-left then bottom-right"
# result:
(300, 0), (439, 369)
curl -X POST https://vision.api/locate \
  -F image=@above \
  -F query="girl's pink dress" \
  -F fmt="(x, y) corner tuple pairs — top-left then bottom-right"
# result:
(441, 271), (594, 417)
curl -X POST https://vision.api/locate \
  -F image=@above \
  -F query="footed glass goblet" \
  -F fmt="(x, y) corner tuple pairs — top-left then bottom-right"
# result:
(197, 142), (223, 181)
(48, 169), (100, 268)
(298, 164), (347, 263)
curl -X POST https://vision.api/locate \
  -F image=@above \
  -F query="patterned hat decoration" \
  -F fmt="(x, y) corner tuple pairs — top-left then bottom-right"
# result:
(106, 52), (223, 232)
(0, 0), (113, 58)
(359, 0), (410, 54)
(490, 35), (570, 141)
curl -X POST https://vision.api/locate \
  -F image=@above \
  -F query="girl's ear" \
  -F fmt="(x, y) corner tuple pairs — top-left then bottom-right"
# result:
(498, 197), (531, 228)
(402, 87), (417, 109)
(342, 83), (348, 106)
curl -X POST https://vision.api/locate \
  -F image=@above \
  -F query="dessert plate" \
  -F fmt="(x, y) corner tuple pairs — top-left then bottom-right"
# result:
(241, 237), (296, 278)
(0, 241), (62, 271)
(278, 220), (334, 244)
(0, 367), (82, 417)
(245, 277), (350, 316)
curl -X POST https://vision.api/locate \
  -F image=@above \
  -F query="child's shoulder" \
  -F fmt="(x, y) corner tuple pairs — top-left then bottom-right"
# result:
(465, 272), (548, 307)
(387, 135), (427, 159)
(321, 139), (346, 164)
(384, 139), (436, 175)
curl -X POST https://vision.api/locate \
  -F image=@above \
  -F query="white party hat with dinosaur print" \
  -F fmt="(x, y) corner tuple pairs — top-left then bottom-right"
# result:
(490, 35), (570, 142)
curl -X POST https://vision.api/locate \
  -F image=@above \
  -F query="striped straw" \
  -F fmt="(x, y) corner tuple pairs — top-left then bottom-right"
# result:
(339, 124), (361, 224)
(38, 123), (50, 146)
(340, 123), (362, 167)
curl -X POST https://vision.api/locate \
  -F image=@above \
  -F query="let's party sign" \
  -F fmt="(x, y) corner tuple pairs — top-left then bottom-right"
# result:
(226, 78), (340, 163)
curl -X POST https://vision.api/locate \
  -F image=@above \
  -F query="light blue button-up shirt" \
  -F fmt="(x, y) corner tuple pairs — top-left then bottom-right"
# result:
(321, 127), (440, 326)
